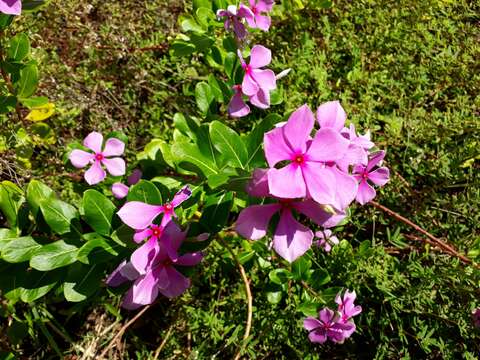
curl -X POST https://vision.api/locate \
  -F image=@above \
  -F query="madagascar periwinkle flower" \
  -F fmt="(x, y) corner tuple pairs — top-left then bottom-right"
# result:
(352, 150), (390, 205)
(336, 289), (362, 323)
(217, 4), (253, 40)
(315, 229), (339, 252)
(243, 0), (275, 31)
(107, 222), (203, 309)
(117, 186), (191, 230)
(0, 0), (21, 15)
(303, 308), (355, 344)
(264, 104), (357, 210)
(69, 131), (126, 185)
(238, 45), (276, 98)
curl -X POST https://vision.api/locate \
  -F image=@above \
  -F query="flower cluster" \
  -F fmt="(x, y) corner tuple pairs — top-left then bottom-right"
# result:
(107, 186), (204, 309)
(236, 102), (390, 262)
(0, 0), (21, 15)
(304, 290), (362, 344)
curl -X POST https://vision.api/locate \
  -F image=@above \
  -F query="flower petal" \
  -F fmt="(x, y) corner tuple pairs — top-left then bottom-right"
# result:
(283, 104), (314, 153)
(306, 128), (349, 162)
(249, 87), (270, 109)
(263, 126), (293, 167)
(228, 91), (251, 117)
(83, 131), (103, 153)
(255, 14), (271, 31)
(235, 203), (281, 240)
(102, 157), (126, 176)
(127, 169), (142, 185)
(268, 164), (306, 199)
(246, 168), (270, 197)
(158, 266), (191, 298)
(331, 167), (358, 210)
(251, 68), (276, 90)
(273, 209), (313, 262)
(122, 271), (159, 309)
(111, 182), (129, 199)
(117, 201), (163, 230)
(316, 101), (346, 132)
(366, 150), (386, 172)
(335, 144), (368, 172)
(84, 161), (106, 185)
(292, 199), (343, 227)
(106, 260), (130, 287)
(103, 137), (125, 157)
(368, 167), (390, 186)
(130, 237), (160, 274)
(302, 162), (336, 205)
(0, 0), (21, 15)
(133, 228), (153, 244)
(69, 149), (94, 168)
(303, 317), (322, 331)
(242, 73), (259, 96)
(355, 180), (376, 205)
(171, 186), (192, 207)
(176, 252), (204, 266)
(308, 330), (327, 344)
(249, 45), (271, 68)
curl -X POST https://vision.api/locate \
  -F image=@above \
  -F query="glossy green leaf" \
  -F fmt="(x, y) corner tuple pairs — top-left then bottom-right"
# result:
(78, 233), (118, 264)
(171, 41), (196, 57)
(26, 180), (55, 218)
(172, 142), (219, 177)
(195, 82), (214, 114)
(15, 63), (38, 98)
(40, 198), (79, 235)
(30, 240), (78, 271)
(309, 268), (331, 290)
(199, 191), (234, 233)
(82, 190), (116, 235)
(0, 181), (24, 228)
(7, 33), (30, 61)
(209, 121), (248, 169)
(64, 263), (104, 302)
(127, 180), (162, 205)
(190, 33), (214, 52)
(291, 256), (312, 281)
(1, 236), (41, 263)
(269, 268), (291, 285)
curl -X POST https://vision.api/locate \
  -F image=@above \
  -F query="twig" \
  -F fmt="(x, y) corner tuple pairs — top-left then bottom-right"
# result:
(98, 304), (151, 359)
(370, 201), (477, 267)
(217, 236), (253, 360)
(152, 325), (174, 360)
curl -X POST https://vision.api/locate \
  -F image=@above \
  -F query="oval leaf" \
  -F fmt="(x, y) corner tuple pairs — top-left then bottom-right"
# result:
(30, 240), (78, 271)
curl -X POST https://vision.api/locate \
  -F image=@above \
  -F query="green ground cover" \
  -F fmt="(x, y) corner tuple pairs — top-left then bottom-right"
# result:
(1, 0), (479, 358)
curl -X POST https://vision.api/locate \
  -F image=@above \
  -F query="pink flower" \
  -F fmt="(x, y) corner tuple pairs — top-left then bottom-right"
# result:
(263, 104), (354, 209)
(304, 308), (356, 344)
(228, 84), (270, 118)
(217, 4), (254, 40)
(335, 289), (362, 322)
(69, 132), (126, 185)
(238, 45), (276, 97)
(117, 186), (191, 230)
(0, 0), (21, 15)
(472, 308), (480, 328)
(352, 150), (390, 205)
(106, 222), (203, 309)
(314, 229), (339, 252)
(243, 0), (274, 31)
(236, 169), (345, 262)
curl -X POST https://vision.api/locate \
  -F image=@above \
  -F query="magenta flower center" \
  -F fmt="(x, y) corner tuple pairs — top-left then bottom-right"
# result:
(164, 203), (173, 212)
(251, 5), (258, 14)
(292, 154), (305, 165)
(152, 227), (162, 237)
(95, 153), (104, 161)
(243, 64), (252, 74)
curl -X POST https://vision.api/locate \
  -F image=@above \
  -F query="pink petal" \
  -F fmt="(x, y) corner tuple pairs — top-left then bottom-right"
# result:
(263, 126), (293, 167)
(366, 150), (386, 172)
(273, 209), (313, 262)
(232, 18), (248, 39)
(306, 128), (349, 162)
(0, 0), (21, 15)
(302, 162), (336, 205)
(249, 45), (271, 68)
(319, 308), (335, 323)
(256, 0), (274, 12)
(228, 92), (251, 117)
(127, 169), (142, 185)
(102, 157), (126, 176)
(331, 167), (358, 210)
(122, 270), (159, 309)
(84, 161), (106, 185)
(308, 330), (327, 344)
(171, 186), (192, 207)
(69, 149), (94, 168)
(255, 14), (271, 31)
(111, 183), (129, 199)
(242, 73), (259, 96)
(117, 201), (162, 230)
(368, 167), (390, 186)
(133, 228), (153, 244)
(268, 164), (306, 199)
(103, 138), (125, 157)
(83, 131), (103, 153)
(120, 261), (141, 281)
(316, 101), (346, 131)
(176, 252), (204, 266)
(161, 221), (186, 257)
(249, 87), (270, 109)
(235, 203), (281, 240)
(246, 168), (270, 197)
(238, 4), (255, 24)
(130, 237), (160, 274)
(251, 68), (276, 90)
(106, 260), (130, 287)
(283, 104), (314, 153)
(355, 180), (376, 205)
(335, 144), (368, 172)
(292, 199), (341, 227)
(158, 266), (191, 298)
(304, 317), (322, 331)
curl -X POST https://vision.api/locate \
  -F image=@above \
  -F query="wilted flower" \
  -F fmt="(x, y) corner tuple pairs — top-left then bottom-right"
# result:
(303, 308), (355, 344)
(69, 131), (126, 185)
(314, 229), (339, 252)
(352, 150), (390, 205)
(117, 186), (191, 230)
(0, 0), (21, 15)
(217, 4), (253, 40)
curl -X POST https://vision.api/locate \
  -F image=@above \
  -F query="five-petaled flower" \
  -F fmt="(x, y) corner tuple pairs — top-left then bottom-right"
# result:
(238, 45), (276, 98)
(315, 229), (339, 252)
(69, 131), (126, 185)
(303, 308), (356, 344)
(0, 0), (21, 15)
(352, 150), (390, 205)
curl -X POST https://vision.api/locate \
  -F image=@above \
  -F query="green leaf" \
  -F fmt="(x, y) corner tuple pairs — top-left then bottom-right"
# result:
(83, 190), (116, 236)
(190, 33), (214, 52)
(269, 268), (291, 285)
(15, 64), (39, 98)
(267, 291), (283, 304)
(208, 74), (224, 103)
(1, 236), (41, 263)
(291, 256), (312, 281)
(0, 96), (16, 113)
(209, 121), (248, 169)
(180, 15), (205, 33)
(26, 180), (55, 218)
(171, 41), (196, 57)
(7, 33), (30, 61)
(196, 7), (214, 28)
(0, 181), (24, 228)
(30, 240), (78, 271)
(195, 82), (214, 115)
(127, 180), (162, 204)
(297, 301), (318, 317)
(78, 233), (118, 264)
(244, 114), (280, 168)
(22, 0), (50, 11)
(172, 142), (219, 177)
(63, 263), (104, 302)
(309, 268), (331, 290)
(20, 96), (49, 108)
(40, 198), (79, 235)
(199, 191), (234, 233)
(19, 270), (61, 303)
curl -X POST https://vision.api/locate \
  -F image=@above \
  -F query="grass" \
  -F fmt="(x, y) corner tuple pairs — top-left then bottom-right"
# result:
(1, 0), (479, 358)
